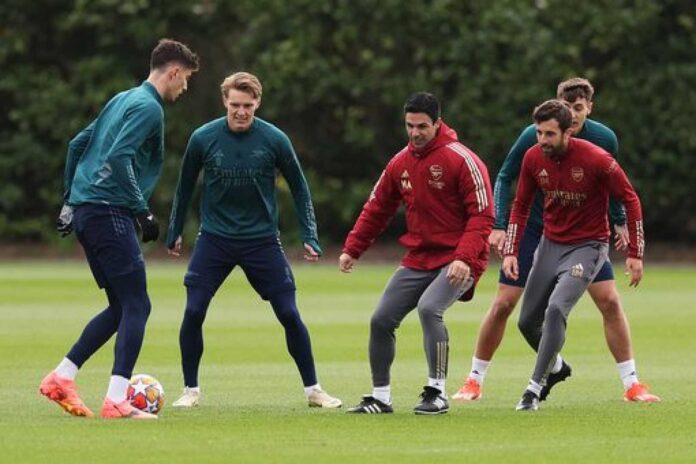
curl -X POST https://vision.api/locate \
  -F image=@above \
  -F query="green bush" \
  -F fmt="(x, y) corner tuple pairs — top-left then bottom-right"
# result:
(2, 0), (694, 244)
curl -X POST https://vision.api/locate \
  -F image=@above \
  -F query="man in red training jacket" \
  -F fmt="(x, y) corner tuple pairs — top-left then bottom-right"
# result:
(340, 92), (494, 415)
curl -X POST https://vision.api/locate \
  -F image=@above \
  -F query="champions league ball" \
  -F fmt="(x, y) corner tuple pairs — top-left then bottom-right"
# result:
(127, 374), (165, 414)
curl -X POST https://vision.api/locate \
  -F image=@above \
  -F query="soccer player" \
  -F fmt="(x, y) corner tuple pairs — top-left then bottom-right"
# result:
(341, 92), (494, 415)
(454, 78), (659, 403)
(503, 99), (645, 411)
(40, 39), (199, 419)
(166, 72), (341, 409)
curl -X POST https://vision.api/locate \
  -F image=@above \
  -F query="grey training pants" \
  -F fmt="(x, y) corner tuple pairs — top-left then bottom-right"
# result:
(518, 237), (609, 384)
(369, 265), (473, 387)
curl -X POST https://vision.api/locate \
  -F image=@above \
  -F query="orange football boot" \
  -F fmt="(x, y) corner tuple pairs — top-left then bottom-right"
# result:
(624, 383), (661, 403)
(452, 377), (482, 401)
(100, 398), (158, 420)
(39, 371), (94, 417)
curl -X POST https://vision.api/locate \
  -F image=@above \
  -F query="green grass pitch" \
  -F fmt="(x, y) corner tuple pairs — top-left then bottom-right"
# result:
(1, 260), (694, 463)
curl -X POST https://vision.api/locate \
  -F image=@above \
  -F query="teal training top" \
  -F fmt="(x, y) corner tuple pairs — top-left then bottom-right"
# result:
(493, 118), (625, 230)
(65, 82), (164, 214)
(166, 117), (321, 252)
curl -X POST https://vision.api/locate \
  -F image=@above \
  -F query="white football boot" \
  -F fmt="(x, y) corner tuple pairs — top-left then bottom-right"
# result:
(307, 388), (342, 408)
(172, 387), (201, 408)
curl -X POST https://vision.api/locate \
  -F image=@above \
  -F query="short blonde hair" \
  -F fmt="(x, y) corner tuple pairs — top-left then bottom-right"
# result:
(221, 72), (262, 99)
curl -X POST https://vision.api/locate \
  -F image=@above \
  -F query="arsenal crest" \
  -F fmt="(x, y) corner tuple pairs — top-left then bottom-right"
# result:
(571, 167), (584, 182)
(429, 165), (443, 180)
(428, 165), (445, 189)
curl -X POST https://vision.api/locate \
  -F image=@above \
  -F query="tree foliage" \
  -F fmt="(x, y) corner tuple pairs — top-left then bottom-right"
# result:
(1, 0), (695, 244)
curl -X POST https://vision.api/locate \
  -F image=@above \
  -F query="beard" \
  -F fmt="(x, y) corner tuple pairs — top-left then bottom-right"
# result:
(541, 142), (566, 159)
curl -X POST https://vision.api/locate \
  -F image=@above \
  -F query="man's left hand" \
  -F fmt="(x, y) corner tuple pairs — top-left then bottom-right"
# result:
(303, 243), (320, 262)
(168, 236), (183, 257)
(625, 257), (643, 287)
(447, 260), (471, 287)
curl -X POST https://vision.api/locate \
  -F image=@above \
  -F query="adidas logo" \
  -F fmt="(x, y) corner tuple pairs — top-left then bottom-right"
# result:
(363, 404), (384, 413)
(400, 170), (412, 190)
(570, 263), (584, 278)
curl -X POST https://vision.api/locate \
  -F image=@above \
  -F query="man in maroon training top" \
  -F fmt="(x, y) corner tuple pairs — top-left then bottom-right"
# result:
(503, 99), (645, 412)
(339, 92), (494, 415)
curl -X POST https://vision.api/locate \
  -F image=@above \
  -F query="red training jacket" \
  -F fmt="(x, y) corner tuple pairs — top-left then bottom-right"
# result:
(503, 138), (644, 259)
(343, 122), (495, 283)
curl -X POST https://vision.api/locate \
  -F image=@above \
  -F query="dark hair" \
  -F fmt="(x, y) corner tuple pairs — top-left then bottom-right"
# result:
(533, 99), (573, 132)
(150, 38), (199, 71)
(403, 92), (440, 123)
(557, 77), (594, 103)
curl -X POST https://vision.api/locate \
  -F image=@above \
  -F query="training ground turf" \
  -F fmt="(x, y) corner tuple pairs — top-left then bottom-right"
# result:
(1, 260), (694, 463)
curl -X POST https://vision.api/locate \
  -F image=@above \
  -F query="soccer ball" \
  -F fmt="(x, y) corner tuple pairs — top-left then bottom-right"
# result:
(127, 374), (165, 414)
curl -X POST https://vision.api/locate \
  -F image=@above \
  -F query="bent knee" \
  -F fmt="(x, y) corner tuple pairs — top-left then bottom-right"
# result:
(597, 298), (623, 320)
(489, 296), (517, 321)
(371, 313), (398, 333)
(122, 294), (151, 318)
(544, 304), (568, 325)
(416, 303), (445, 322)
(142, 297), (152, 317)
(276, 309), (304, 329)
(517, 314), (535, 334)
(590, 286), (624, 318)
(183, 302), (207, 324)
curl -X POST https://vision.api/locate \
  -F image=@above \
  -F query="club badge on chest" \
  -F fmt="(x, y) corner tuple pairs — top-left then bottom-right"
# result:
(428, 165), (445, 190)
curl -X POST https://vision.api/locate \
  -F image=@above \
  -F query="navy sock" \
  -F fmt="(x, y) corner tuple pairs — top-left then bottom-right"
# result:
(269, 291), (317, 386)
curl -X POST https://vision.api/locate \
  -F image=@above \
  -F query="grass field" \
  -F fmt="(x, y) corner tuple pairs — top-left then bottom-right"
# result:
(1, 260), (694, 463)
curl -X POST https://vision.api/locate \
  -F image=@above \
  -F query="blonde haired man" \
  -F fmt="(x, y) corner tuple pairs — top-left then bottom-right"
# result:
(167, 72), (340, 409)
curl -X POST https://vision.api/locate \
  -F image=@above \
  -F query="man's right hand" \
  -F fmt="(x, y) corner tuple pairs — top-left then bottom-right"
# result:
(614, 224), (629, 251)
(489, 229), (507, 258)
(56, 204), (74, 237)
(339, 253), (356, 273)
(135, 211), (159, 243)
(502, 255), (519, 281)
(168, 236), (183, 257)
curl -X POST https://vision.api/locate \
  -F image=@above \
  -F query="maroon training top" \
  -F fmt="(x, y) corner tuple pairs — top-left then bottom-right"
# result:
(504, 138), (644, 259)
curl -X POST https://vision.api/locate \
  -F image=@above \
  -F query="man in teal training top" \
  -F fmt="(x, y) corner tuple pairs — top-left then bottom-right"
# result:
(166, 72), (341, 409)
(454, 77), (660, 403)
(40, 39), (199, 419)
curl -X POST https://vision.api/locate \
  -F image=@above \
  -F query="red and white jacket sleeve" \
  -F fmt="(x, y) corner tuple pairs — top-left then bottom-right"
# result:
(454, 154), (495, 265)
(503, 155), (536, 257)
(604, 159), (644, 259)
(343, 162), (402, 259)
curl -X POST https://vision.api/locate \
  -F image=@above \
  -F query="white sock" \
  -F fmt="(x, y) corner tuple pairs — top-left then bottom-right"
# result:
(469, 357), (491, 384)
(186, 386), (201, 394)
(527, 379), (543, 397)
(54, 358), (78, 380)
(550, 354), (563, 374)
(617, 359), (639, 390)
(428, 377), (446, 394)
(373, 385), (391, 404)
(106, 375), (130, 403)
(304, 383), (322, 398)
